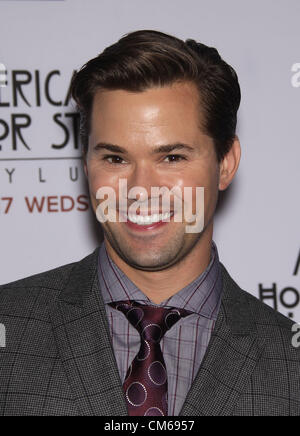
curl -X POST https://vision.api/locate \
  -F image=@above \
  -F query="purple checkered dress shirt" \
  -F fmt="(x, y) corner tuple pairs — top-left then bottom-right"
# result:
(97, 241), (223, 416)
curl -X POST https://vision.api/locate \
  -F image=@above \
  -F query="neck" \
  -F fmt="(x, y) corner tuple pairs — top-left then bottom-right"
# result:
(104, 223), (214, 304)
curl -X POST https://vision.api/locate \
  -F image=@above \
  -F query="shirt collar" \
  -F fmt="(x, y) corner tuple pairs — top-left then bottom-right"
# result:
(97, 240), (223, 320)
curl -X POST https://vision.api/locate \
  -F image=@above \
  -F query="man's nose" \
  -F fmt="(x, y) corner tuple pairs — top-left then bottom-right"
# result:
(126, 164), (161, 202)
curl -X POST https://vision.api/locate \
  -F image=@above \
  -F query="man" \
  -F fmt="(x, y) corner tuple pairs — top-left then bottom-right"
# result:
(0, 30), (299, 416)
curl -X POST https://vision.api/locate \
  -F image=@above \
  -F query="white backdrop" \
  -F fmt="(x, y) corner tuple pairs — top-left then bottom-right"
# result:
(0, 0), (299, 321)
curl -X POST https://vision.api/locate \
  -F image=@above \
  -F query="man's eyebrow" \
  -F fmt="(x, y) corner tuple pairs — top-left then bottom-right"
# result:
(94, 142), (195, 154)
(151, 143), (195, 154)
(94, 143), (127, 153)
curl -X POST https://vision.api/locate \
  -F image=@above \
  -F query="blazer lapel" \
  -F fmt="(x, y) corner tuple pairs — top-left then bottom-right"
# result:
(180, 264), (267, 416)
(49, 248), (128, 416)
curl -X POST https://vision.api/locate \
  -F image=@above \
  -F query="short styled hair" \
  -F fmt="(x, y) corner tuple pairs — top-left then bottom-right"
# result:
(71, 30), (241, 162)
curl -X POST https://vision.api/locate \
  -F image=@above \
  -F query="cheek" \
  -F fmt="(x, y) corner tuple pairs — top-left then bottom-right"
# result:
(181, 167), (218, 192)
(87, 169), (122, 213)
(182, 169), (219, 213)
(202, 175), (219, 217)
(89, 174), (103, 201)
(87, 164), (116, 195)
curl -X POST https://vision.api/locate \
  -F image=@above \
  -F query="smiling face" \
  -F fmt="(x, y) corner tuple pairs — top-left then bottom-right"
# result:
(85, 81), (226, 271)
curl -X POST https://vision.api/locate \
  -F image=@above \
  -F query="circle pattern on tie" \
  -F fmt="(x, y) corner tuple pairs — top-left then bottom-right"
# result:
(144, 407), (164, 416)
(126, 382), (147, 407)
(148, 361), (167, 386)
(137, 340), (150, 361)
(127, 307), (144, 327)
(142, 323), (162, 342)
(165, 310), (181, 329)
(116, 302), (131, 312)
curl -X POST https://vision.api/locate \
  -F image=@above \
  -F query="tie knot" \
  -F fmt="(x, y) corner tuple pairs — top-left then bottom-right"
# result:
(109, 300), (193, 343)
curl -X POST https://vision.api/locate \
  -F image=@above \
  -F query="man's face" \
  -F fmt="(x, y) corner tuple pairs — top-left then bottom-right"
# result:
(85, 81), (221, 271)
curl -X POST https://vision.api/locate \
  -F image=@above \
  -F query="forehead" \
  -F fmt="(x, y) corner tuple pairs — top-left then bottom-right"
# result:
(90, 81), (204, 134)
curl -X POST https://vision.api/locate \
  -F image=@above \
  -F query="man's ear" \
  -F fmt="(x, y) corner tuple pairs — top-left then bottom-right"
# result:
(219, 136), (241, 191)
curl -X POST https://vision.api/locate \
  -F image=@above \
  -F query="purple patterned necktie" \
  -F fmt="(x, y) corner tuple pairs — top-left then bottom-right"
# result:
(108, 300), (193, 416)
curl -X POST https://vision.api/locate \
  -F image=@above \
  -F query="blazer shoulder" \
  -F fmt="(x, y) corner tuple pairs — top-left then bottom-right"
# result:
(0, 248), (98, 298)
(1, 261), (75, 293)
(220, 263), (300, 368)
(0, 249), (99, 325)
(220, 263), (297, 341)
(244, 286), (295, 330)
(241, 287), (300, 364)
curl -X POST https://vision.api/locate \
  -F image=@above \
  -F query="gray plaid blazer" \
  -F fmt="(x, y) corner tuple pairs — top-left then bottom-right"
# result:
(0, 247), (299, 416)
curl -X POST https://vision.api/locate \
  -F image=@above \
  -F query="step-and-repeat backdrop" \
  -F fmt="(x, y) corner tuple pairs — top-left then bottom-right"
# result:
(0, 0), (299, 321)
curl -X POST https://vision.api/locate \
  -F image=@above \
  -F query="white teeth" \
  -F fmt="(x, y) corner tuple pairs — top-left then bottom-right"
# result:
(127, 212), (173, 225)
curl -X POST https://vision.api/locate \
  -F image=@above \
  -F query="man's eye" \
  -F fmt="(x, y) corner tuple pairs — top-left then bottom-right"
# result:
(164, 154), (187, 163)
(102, 154), (187, 165)
(102, 155), (125, 165)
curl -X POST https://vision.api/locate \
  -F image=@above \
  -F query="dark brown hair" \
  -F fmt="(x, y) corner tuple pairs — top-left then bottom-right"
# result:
(71, 30), (241, 162)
